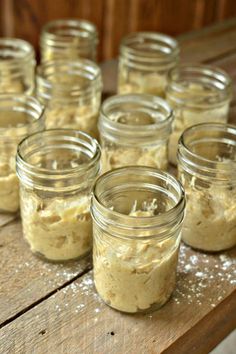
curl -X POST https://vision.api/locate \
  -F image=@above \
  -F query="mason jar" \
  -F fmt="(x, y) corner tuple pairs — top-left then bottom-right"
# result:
(118, 32), (179, 98)
(178, 123), (236, 252)
(167, 64), (232, 165)
(36, 60), (102, 138)
(0, 38), (35, 95)
(16, 129), (101, 262)
(40, 19), (98, 62)
(91, 166), (185, 313)
(0, 95), (44, 213)
(99, 94), (173, 172)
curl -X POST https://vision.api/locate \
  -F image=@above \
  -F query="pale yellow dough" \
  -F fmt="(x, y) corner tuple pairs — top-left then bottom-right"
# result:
(20, 190), (92, 261)
(93, 201), (179, 313)
(180, 175), (236, 251)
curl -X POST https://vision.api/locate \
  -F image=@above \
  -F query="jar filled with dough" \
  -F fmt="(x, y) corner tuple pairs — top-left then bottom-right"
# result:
(178, 123), (236, 252)
(0, 38), (36, 95)
(99, 94), (173, 172)
(118, 32), (179, 98)
(91, 166), (185, 313)
(167, 64), (232, 165)
(36, 60), (102, 138)
(16, 129), (101, 262)
(40, 19), (98, 62)
(0, 95), (44, 213)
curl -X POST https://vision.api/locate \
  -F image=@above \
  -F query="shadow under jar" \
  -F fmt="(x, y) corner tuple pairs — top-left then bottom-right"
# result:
(40, 19), (98, 62)
(16, 129), (101, 262)
(36, 60), (102, 138)
(0, 38), (36, 95)
(166, 64), (232, 165)
(118, 32), (179, 98)
(178, 123), (236, 252)
(99, 94), (173, 172)
(91, 166), (185, 313)
(0, 95), (44, 213)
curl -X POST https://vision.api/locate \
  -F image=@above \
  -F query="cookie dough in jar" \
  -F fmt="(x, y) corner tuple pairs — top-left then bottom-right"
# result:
(118, 32), (179, 98)
(91, 167), (185, 313)
(167, 64), (232, 165)
(16, 129), (101, 261)
(40, 19), (98, 62)
(0, 95), (44, 213)
(178, 123), (236, 252)
(36, 60), (102, 138)
(99, 94), (173, 173)
(0, 38), (35, 95)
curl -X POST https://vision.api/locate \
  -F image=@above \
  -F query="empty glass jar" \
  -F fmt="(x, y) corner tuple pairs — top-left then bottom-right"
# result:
(178, 123), (236, 252)
(99, 93), (173, 172)
(0, 38), (36, 95)
(91, 166), (185, 313)
(118, 32), (179, 98)
(40, 19), (98, 62)
(36, 60), (102, 138)
(16, 129), (101, 261)
(0, 95), (44, 213)
(167, 64), (232, 165)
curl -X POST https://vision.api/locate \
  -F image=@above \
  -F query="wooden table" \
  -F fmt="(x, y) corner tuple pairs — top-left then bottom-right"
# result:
(1, 18), (236, 354)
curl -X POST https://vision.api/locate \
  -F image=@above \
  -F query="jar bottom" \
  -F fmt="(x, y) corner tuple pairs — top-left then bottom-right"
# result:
(182, 238), (236, 253)
(95, 285), (174, 314)
(30, 248), (92, 263)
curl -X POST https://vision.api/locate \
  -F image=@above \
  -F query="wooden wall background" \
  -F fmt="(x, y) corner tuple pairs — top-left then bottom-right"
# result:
(1, 0), (236, 61)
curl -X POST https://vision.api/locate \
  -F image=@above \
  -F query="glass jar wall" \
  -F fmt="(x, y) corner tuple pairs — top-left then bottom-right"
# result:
(118, 32), (179, 98)
(0, 38), (36, 95)
(167, 64), (232, 165)
(0, 95), (44, 213)
(99, 93), (173, 172)
(178, 123), (236, 251)
(16, 129), (101, 261)
(91, 166), (185, 313)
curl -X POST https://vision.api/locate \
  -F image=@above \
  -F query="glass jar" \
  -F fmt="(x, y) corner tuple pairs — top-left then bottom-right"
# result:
(178, 123), (236, 252)
(0, 95), (44, 213)
(16, 129), (101, 262)
(36, 60), (102, 138)
(40, 19), (98, 62)
(118, 32), (179, 98)
(99, 94), (173, 172)
(167, 64), (232, 165)
(91, 166), (185, 313)
(0, 38), (36, 95)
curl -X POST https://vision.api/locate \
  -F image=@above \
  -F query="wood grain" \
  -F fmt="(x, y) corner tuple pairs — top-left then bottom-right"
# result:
(0, 244), (235, 354)
(0, 220), (91, 327)
(1, 1), (236, 60)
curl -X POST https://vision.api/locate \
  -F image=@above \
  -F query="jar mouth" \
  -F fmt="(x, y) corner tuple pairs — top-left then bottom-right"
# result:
(41, 19), (98, 46)
(99, 94), (173, 143)
(36, 60), (102, 101)
(16, 129), (101, 190)
(91, 166), (185, 239)
(0, 95), (44, 138)
(0, 38), (35, 66)
(178, 123), (236, 181)
(120, 32), (179, 68)
(167, 64), (232, 107)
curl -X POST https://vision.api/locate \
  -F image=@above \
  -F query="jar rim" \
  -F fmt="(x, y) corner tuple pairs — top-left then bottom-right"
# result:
(178, 123), (236, 180)
(99, 93), (173, 141)
(91, 166), (185, 239)
(17, 128), (101, 176)
(167, 63), (232, 106)
(41, 18), (98, 44)
(36, 59), (102, 101)
(0, 38), (35, 64)
(0, 95), (44, 135)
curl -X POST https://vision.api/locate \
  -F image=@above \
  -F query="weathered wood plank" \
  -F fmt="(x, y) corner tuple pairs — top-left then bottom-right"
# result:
(0, 244), (235, 354)
(0, 220), (91, 326)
